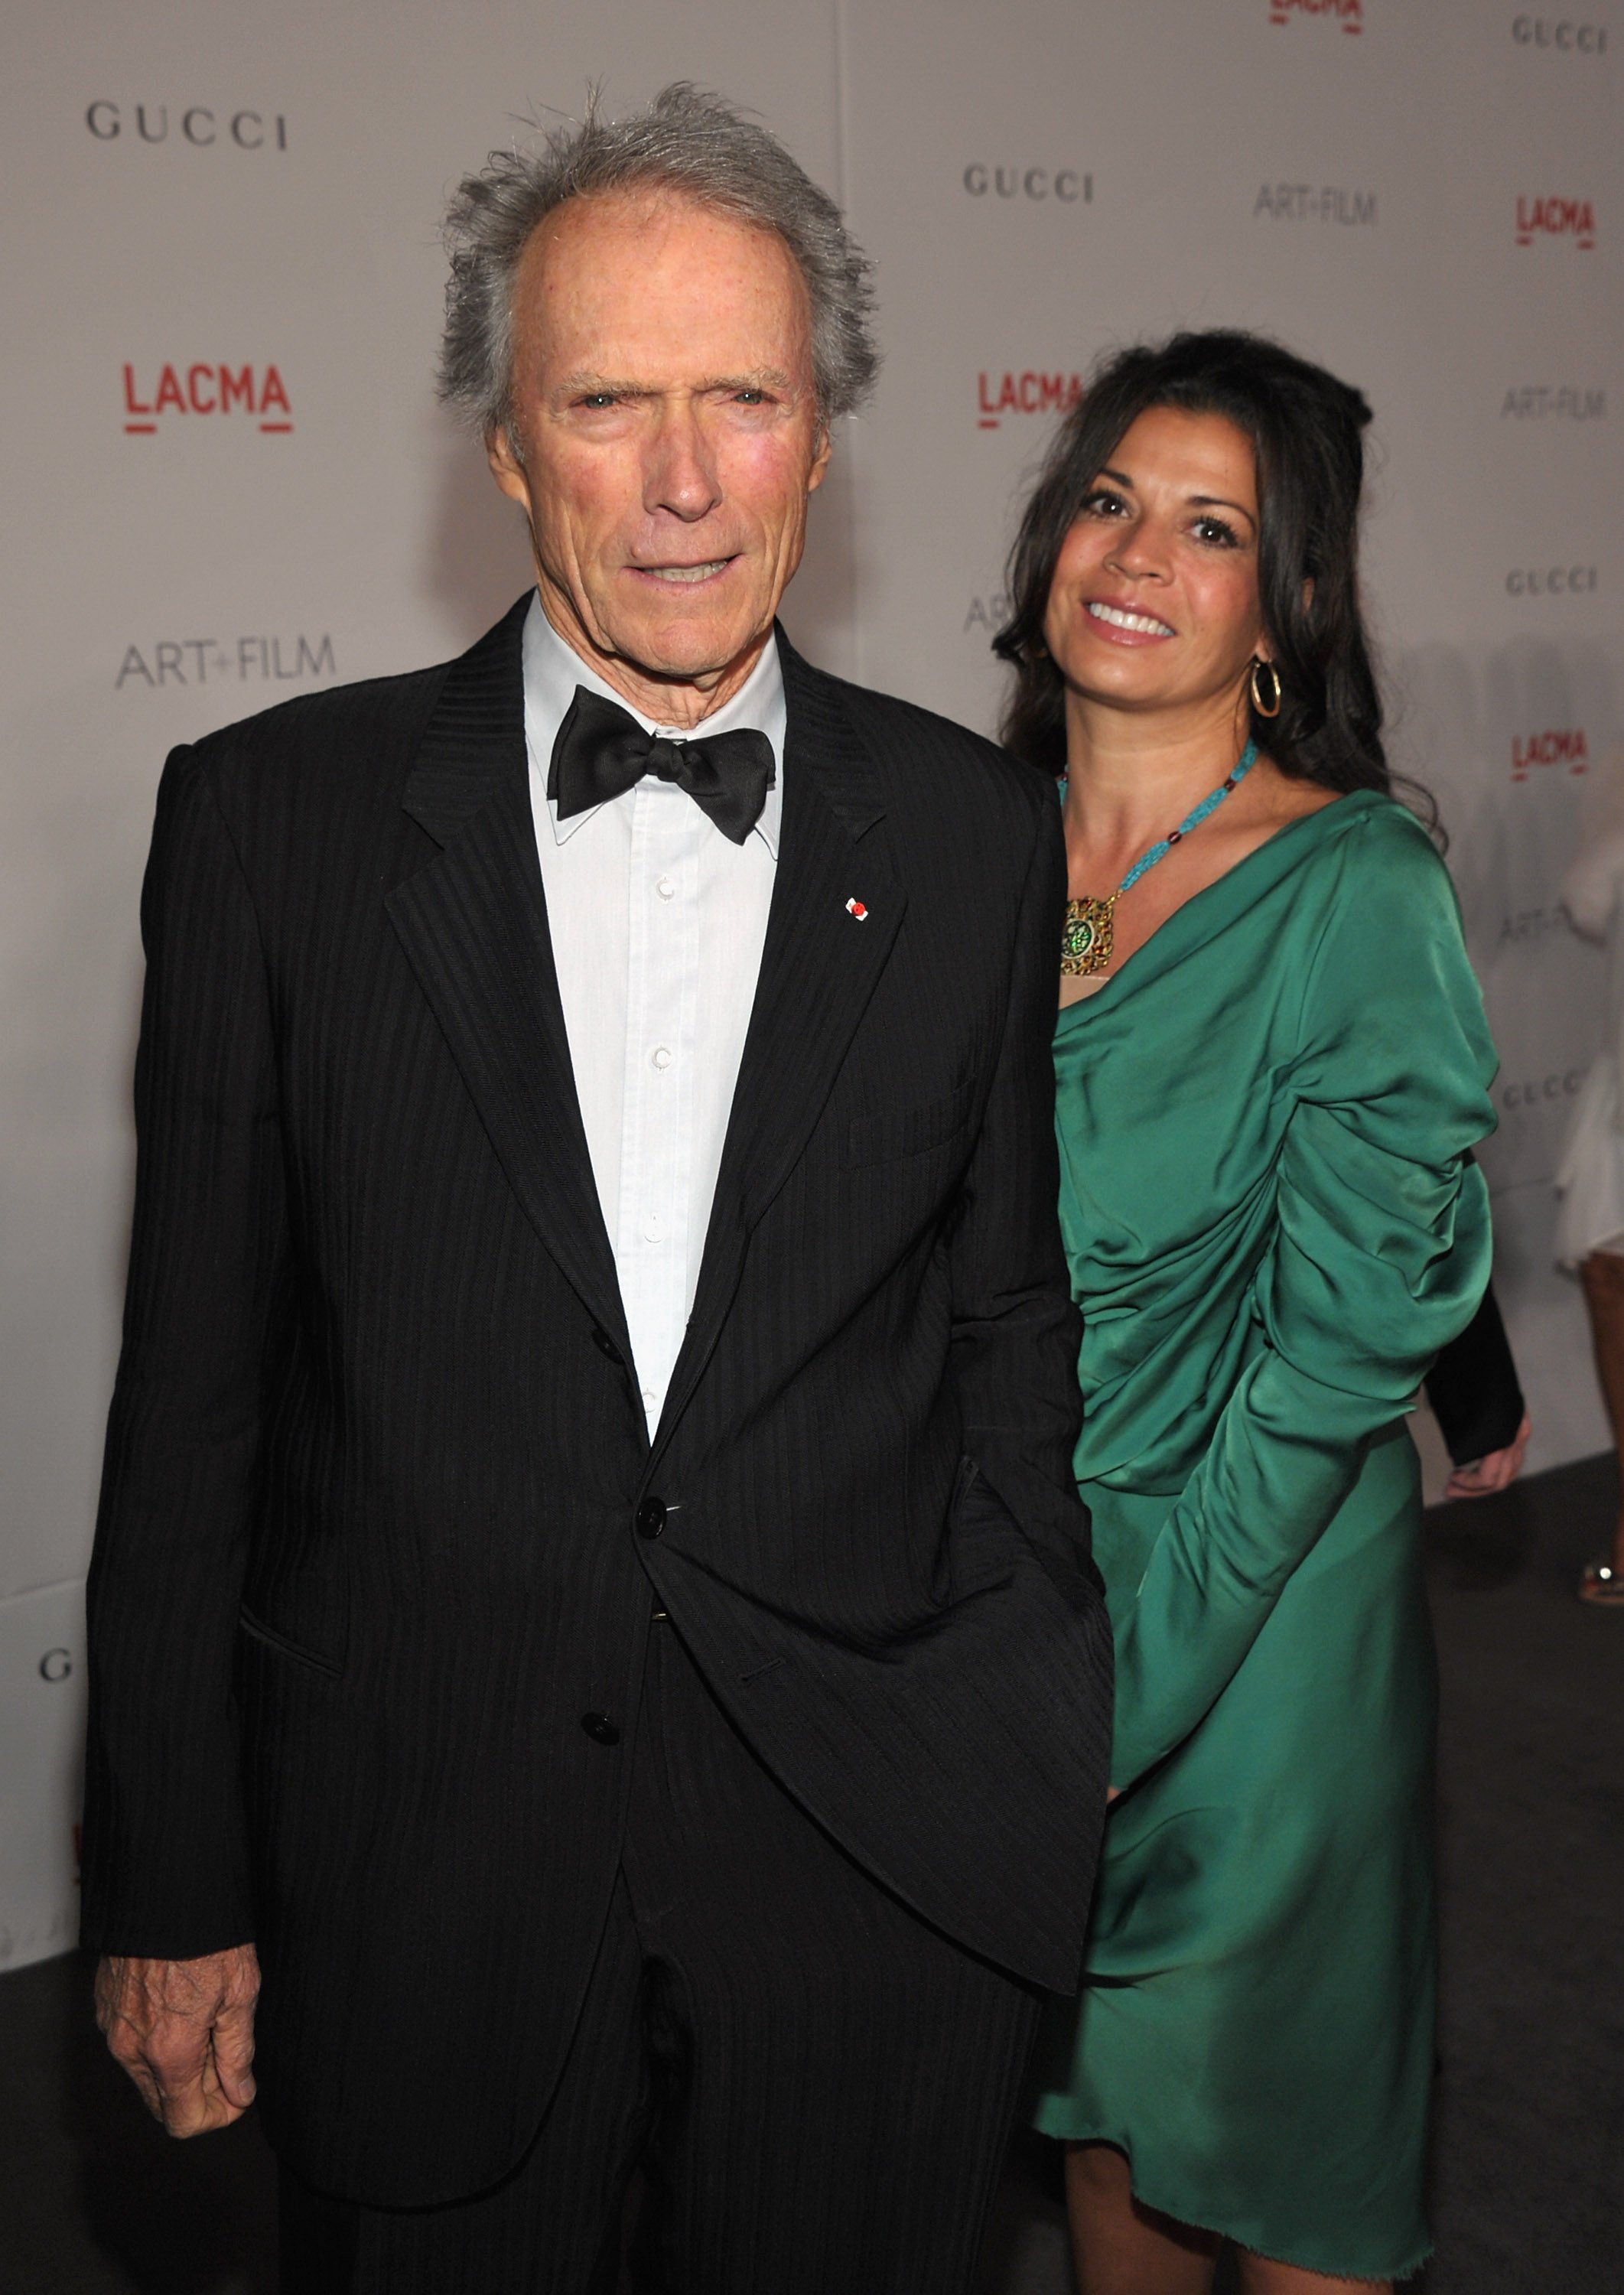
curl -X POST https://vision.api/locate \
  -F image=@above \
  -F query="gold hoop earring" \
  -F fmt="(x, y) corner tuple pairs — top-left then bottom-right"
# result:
(1249, 658), (1283, 718)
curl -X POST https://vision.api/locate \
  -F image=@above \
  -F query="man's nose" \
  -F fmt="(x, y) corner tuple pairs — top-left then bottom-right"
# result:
(645, 403), (723, 523)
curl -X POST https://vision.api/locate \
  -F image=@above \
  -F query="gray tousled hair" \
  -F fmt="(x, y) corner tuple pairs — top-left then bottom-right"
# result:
(438, 83), (879, 444)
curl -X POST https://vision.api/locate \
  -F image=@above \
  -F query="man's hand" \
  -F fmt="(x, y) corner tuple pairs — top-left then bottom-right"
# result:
(95, 1944), (261, 2137)
(1443, 1412), (1532, 1502)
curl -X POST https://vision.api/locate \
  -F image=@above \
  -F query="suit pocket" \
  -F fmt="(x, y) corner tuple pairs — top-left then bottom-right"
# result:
(237, 1606), (343, 1677)
(846, 1079), (974, 1168)
(947, 1457), (1025, 1603)
(951, 1454), (981, 1517)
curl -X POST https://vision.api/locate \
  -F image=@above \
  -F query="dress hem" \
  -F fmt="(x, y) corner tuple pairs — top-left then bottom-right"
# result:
(1031, 2111), (1433, 2284)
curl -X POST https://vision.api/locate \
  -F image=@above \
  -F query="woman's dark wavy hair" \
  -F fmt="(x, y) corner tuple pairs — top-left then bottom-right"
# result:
(994, 329), (1394, 799)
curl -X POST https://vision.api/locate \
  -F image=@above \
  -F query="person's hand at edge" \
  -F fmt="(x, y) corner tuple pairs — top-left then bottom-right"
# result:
(95, 1943), (260, 2137)
(1443, 1412), (1532, 1500)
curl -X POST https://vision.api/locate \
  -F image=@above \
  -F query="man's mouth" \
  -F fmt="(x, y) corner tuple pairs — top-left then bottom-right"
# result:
(1086, 601), (1175, 637)
(637, 559), (735, 585)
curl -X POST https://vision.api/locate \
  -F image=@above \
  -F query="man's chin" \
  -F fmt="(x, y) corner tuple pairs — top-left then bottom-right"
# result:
(599, 613), (770, 691)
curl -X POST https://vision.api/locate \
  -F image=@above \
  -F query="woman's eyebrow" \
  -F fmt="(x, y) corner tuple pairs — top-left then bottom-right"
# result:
(1189, 493), (1258, 529)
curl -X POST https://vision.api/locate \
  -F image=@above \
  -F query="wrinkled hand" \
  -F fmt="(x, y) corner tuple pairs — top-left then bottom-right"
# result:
(1443, 1413), (1532, 1501)
(95, 1944), (260, 2137)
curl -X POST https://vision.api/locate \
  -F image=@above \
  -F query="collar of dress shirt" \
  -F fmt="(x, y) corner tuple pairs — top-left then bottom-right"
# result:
(521, 591), (785, 856)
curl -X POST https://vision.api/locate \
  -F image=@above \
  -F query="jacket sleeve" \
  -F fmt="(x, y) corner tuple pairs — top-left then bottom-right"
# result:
(1424, 1278), (1525, 1465)
(81, 744), (288, 1958)
(948, 791), (1102, 1614)
(1108, 813), (1498, 1787)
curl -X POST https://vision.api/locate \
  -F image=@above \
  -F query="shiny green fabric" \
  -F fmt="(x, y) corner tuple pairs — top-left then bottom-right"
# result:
(1033, 793), (1496, 2280)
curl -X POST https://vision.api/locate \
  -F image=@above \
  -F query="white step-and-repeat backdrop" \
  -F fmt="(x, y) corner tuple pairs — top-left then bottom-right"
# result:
(3, 0), (1619, 1968)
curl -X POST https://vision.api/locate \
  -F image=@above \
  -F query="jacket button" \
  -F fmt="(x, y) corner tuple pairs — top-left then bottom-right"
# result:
(591, 1328), (622, 1362)
(636, 1497), (667, 1540)
(580, 1712), (620, 1746)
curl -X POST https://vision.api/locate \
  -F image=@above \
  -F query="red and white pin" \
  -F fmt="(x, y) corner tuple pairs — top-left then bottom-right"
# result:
(845, 897), (869, 921)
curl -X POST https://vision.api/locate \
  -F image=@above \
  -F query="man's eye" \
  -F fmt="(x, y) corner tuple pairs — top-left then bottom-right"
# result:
(577, 392), (618, 411)
(734, 389), (766, 405)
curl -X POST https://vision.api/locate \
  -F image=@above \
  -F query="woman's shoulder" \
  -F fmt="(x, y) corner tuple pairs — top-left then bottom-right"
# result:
(1308, 786), (1437, 857)
(1293, 789), (1453, 916)
(1289, 792), (1488, 1058)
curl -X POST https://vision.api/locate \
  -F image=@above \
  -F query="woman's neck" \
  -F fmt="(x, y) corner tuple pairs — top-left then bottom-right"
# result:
(1063, 695), (1252, 843)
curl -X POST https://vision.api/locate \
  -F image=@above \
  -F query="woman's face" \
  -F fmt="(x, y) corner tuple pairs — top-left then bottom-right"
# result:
(1042, 405), (1271, 718)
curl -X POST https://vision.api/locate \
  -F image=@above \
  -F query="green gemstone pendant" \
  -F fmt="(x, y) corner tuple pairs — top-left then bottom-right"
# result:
(1062, 894), (1118, 976)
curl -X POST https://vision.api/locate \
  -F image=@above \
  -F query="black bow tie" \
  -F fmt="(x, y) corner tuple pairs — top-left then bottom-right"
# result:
(548, 686), (775, 846)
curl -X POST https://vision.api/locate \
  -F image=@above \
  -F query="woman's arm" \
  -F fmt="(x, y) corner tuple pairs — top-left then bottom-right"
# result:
(1108, 811), (1498, 1787)
(1424, 1278), (1528, 1476)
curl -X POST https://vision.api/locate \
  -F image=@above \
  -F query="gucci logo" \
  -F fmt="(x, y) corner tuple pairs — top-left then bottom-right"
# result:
(86, 102), (288, 148)
(1505, 565), (1599, 594)
(1501, 1069), (1586, 1107)
(963, 164), (1090, 203)
(1512, 17), (1609, 50)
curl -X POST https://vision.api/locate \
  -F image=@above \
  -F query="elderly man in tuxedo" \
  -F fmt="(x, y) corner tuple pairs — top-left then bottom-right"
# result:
(83, 83), (1111, 2293)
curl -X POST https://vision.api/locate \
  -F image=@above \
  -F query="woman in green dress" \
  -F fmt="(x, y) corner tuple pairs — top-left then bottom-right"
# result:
(994, 333), (1496, 2291)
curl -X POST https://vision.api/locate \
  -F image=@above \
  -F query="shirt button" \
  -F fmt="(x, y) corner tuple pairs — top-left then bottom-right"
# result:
(651, 1046), (672, 1072)
(642, 1388), (658, 1411)
(643, 1212), (667, 1243)
(636, 1497), (667, 1540)
(580, 1712), (620, 1746)
(656, 875), (675, 900)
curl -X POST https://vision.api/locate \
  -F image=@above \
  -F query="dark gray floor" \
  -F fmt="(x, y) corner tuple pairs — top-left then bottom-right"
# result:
(1412, 1449), (1624, 2293)
(3, 1454), (1621, 2294)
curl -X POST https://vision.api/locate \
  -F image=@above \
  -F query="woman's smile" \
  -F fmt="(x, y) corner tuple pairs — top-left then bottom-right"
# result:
(1082, 596), (1177, 643)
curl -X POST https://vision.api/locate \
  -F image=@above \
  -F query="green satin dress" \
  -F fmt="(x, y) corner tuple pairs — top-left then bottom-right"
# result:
(1033, 792), (1496, 2281)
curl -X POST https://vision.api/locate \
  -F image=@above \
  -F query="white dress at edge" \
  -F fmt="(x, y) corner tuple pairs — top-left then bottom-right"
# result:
(1555, 825), (1624, 1265)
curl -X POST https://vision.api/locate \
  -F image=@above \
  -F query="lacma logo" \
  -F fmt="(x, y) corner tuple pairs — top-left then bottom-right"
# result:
(1515, 195), (1596, 249)
(122, 363), (292, 435)
(1511, 728), (1589, 783)
(977, 372), (1085, 431)
(1270, 0), (1362, 31)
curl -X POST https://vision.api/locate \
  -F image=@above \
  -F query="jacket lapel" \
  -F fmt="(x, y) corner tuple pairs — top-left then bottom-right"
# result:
(653, 634), (907, 1454)
(385, 596), (633, 1359)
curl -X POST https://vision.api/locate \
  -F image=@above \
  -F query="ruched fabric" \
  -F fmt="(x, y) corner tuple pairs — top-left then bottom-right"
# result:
(1034, 792), (1496, 2282)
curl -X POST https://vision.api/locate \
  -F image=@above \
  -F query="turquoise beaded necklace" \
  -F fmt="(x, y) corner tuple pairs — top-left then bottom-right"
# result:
(1059, 739), (1258, 977)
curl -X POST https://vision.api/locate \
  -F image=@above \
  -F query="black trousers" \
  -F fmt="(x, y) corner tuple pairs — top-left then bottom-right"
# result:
(279, 1619), (1042, 2293)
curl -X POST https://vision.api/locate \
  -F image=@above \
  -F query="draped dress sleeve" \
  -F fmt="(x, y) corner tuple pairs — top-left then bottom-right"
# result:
(1108, 806), (1498, 1786)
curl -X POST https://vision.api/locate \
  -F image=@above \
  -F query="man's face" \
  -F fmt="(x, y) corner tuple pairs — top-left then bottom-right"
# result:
(488, 190), (831, 718)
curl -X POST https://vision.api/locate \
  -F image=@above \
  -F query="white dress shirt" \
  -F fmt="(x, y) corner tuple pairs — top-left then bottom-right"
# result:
(522, 593), (784, 1434)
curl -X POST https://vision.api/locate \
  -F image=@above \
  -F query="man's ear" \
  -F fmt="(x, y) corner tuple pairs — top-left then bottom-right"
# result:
(806, 423), (833, 496)
(487, 424), (532, 512)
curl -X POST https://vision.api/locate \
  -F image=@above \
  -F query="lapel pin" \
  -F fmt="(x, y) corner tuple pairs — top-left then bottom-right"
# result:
(845, 898), (869, 920)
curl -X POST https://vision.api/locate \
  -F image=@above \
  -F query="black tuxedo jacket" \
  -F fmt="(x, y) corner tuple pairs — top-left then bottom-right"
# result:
(83, 597), (1112, 2205)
